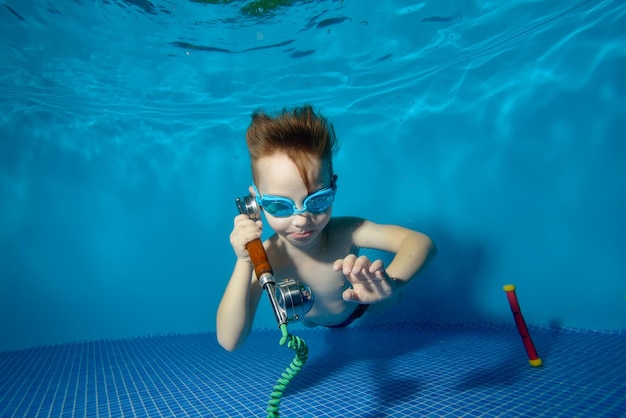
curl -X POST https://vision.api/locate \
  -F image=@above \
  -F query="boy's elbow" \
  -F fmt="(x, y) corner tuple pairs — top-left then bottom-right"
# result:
(217, 332), (240, 352)
(425, 235), (437, 259)
(220, 341), (239, 352)
(412, 231), (434, 251)
(217, 325), (249, 352)
(216, 307), (249, 351)
(415, 233), (436, 266)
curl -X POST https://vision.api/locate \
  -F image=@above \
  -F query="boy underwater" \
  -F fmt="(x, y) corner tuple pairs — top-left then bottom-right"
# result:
(217, 105), (435, 351)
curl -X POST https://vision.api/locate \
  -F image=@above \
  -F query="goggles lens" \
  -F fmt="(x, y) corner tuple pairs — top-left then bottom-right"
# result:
(254, 177), (337, 218)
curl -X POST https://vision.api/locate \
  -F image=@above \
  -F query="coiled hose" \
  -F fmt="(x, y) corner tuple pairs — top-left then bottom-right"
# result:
(266, 324), (308, 417)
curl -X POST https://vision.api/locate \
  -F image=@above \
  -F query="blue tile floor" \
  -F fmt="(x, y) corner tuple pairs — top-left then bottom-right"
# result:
(1, 323), (625, 417)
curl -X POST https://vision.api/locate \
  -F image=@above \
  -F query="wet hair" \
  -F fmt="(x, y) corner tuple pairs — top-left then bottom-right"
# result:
(246, 105), (338, 192)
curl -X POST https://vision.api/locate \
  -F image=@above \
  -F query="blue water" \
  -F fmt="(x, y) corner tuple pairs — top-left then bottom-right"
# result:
(1, 0), (625, 354)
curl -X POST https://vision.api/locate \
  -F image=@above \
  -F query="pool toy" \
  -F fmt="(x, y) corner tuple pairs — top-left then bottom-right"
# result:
(236, 193), (313, 417)
(503, 284), (542, 367)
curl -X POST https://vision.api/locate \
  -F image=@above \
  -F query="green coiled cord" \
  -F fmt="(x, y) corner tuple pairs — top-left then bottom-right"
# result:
(266, 324), (308, 418)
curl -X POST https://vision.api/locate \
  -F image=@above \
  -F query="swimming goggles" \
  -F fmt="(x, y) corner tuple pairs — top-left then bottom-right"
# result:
(253, 175), (337, 217)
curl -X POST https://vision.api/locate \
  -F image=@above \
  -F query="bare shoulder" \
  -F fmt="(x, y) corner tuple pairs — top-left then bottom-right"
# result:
(326, 216), (379, 243)
(327, 216), (366, 231)
(326, 216), (388, 246)
(321, 217), (366, 257)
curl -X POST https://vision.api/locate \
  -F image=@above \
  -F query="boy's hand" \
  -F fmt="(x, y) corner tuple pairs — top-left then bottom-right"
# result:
(333, 254), (396, 303)
(230, 214), (263, 262)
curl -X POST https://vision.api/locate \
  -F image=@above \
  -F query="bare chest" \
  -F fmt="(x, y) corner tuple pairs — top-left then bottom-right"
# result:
(267, 245), (357, 323)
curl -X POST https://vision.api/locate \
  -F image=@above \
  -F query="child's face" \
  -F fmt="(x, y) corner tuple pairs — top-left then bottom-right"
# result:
(254, 153), (333, 248)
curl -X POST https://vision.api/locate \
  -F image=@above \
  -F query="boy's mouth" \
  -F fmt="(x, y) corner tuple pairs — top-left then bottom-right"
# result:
(290, 230), (314, 239)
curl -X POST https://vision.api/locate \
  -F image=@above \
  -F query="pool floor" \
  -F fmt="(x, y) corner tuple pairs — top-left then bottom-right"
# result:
(1, 323), (624, 417)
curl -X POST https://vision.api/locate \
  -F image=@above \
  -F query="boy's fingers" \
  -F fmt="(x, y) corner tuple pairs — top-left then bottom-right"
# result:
(369, 259), (384, 273)
(342, 288), (359, 302)
(333, 259), (343, 271)
(342, 254), (357, 274)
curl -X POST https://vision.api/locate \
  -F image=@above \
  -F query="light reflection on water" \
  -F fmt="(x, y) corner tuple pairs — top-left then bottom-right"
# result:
(1, 0), (623, 161)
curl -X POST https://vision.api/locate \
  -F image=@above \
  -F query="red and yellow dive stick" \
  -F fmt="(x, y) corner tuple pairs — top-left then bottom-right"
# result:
(503, 284), (542, 367)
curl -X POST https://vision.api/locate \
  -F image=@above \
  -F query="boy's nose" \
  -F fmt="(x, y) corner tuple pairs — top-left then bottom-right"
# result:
(291, 212), (311, 227)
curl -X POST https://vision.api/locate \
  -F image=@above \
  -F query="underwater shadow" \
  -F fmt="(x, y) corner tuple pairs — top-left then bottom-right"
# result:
(454, 353), (524, 390)
(373, 224), (488, 327)
(536, 320), (566, 360)
(288, 325), (428, 414)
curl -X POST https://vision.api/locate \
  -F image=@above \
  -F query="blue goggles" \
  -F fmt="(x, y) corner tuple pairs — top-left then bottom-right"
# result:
(253, 175), (337, 218)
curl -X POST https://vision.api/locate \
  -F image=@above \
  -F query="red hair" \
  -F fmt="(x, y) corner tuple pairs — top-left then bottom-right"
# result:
(246, 105), (338, 192)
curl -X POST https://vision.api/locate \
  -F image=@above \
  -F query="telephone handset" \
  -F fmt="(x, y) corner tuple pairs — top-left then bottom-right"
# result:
(235, 193), (314, 326)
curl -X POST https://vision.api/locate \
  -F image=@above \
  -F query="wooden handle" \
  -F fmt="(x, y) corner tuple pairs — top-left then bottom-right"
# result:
(246, 238), (272, 278)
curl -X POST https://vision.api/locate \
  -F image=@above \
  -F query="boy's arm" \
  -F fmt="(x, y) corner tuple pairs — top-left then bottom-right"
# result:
(216, 259), (264, 351)
(337, 217), (436, 301)
(360, 221), (435, 287)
